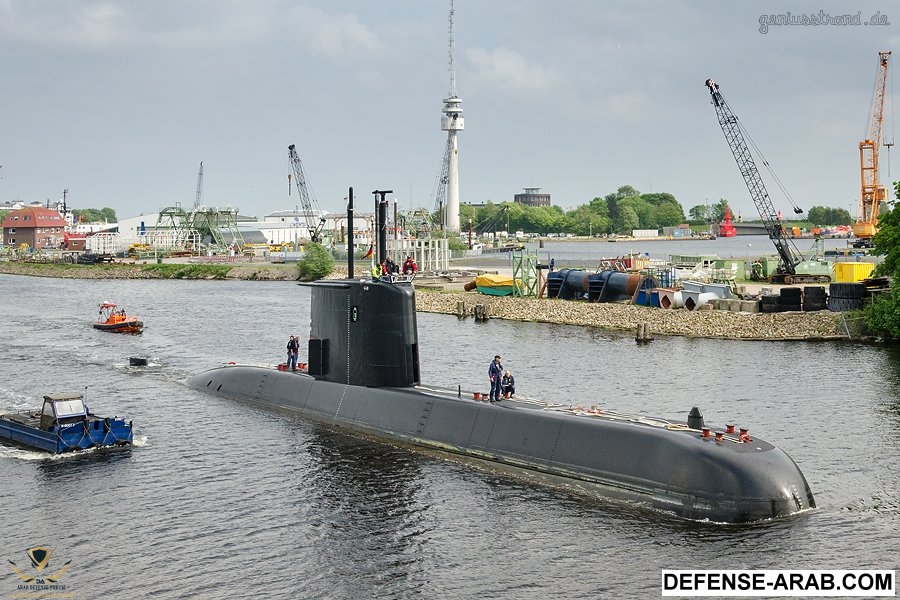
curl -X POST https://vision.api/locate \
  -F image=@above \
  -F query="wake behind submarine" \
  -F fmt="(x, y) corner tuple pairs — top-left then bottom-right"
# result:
(186, 188), (815, 523)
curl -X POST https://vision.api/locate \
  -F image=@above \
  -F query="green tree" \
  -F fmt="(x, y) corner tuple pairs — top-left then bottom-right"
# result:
(566, 205), (610, 236)
(505, 201), (527, 232)
(863, 182), (900, 338)
(807, 205), (852, 226)
(653, 202), (685, 227)
(73, 207), (117, 223)
(458, 203), (476, 228)
(610, 185), (640, 199)
(688, 204), (707, 222)
(617, 196), (652, 229)
(604, 185), (640, 226)
(297, 243), (334, 281)
(617, 206), (640, 234)
(640, 192), (677, 206)
(446, 235), (468, 253)
(711, 199), (730, 223)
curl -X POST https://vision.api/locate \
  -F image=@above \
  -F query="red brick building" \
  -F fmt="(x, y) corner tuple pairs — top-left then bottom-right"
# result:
(2, 206), (67, 250)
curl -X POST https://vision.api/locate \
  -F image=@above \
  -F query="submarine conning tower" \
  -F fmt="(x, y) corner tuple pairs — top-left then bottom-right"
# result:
(305, 279), (420, 388)
(304, 186), (420, 389)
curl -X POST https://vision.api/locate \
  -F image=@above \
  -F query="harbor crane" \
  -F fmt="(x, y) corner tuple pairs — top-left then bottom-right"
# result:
(704, 78), (831, 284)
(287, 144), (326, 244)
(852, 51), (892, 248)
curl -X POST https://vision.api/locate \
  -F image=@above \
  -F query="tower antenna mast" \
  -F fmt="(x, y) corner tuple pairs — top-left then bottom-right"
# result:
(448, 0), (456, 98)
(433, 0), (463, 233)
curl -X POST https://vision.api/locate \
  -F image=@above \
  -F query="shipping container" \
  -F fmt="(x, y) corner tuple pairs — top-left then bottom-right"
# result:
(833, 262), (875, 282)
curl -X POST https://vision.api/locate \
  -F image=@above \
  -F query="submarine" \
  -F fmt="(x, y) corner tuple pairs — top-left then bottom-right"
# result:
(186, 188), (815, 523)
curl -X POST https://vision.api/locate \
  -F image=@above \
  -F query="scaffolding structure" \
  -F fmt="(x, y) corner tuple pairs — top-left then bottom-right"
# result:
(155, 203), (244, 254)
(86, 230), (201, 256)
(385, 238), (450, 272)
(511, 249), (539, 297)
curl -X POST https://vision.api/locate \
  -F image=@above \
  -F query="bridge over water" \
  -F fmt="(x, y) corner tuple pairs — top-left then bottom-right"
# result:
(716, 222), (768, 236)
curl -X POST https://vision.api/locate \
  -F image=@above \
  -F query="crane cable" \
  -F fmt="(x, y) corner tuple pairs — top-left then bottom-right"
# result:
(716, 89), (804, 215)
(887, 60), (895, 178)
(734, 114), (803, 215)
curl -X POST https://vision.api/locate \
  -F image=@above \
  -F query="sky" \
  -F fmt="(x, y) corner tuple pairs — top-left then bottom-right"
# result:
(1, 0), (898, 223)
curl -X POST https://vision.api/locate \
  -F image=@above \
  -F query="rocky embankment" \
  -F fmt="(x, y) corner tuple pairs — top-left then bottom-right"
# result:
(414, 289), (847, 340)
(0, 261), (847, 340)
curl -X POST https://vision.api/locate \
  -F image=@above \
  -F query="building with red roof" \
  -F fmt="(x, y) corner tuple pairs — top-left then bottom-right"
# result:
(2, 206), (68, 250)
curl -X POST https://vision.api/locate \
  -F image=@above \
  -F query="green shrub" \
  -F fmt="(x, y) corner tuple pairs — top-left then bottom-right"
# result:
(141, 264), (233, 279)
(297, 243), (334, 281)
(864, 285), (900, 340)
(447, 236), (468, 253)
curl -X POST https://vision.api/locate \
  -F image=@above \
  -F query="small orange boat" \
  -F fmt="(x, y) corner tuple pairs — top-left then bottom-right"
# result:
(93, 302), (144, 334)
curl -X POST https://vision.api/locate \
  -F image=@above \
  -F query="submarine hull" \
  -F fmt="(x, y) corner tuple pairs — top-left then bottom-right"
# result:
(186, 365), (815, 523)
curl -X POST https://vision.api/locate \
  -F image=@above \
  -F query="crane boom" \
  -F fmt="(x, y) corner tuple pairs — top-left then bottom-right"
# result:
(854, 51), (892, 246)
(704, 78), (805, 278)
(287, 144), (325, 244)
(193, 161), (204, 210)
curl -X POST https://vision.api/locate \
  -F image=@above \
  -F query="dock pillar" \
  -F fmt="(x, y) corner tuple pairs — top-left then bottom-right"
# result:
(635, 322), (653, 344)
(474, 304), (489, 321)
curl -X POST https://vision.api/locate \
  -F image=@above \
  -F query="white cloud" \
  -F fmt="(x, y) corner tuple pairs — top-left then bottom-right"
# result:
(604, 91), (651, 120)
(464, 46), (562, 93)
(284, 4), (381, 62)
(0, 1), (275, 50)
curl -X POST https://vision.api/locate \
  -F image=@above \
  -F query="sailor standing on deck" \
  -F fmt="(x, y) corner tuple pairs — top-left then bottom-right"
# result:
(488, 355), (504, 403)
(287, 335), (299, 371)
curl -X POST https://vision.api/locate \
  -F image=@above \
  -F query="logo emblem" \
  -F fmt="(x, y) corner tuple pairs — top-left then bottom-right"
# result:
(8, 546), (71, 584)
(28, 547), (52, 573)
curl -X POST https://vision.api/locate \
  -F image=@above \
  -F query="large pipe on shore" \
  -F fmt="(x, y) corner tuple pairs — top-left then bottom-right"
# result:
(548, 269), (657, 303)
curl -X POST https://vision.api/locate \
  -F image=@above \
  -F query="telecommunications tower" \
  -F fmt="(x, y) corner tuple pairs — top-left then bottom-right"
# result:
(435, 0), (464, 233)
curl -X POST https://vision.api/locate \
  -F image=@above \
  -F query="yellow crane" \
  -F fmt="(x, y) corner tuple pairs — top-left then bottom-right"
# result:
(853, 50), (892, 248)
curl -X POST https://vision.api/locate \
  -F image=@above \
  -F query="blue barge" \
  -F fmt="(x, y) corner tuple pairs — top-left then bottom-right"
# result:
(0, 393), (133, 453)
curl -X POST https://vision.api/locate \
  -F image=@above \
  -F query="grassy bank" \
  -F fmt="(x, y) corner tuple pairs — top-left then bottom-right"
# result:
(0, 261), (301, 280)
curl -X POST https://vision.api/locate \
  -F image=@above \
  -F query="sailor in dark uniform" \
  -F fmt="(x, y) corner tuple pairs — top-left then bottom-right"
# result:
(488, 355), (503, 402)
(287, 335), (299, 371)
(501, 370), (515, 398)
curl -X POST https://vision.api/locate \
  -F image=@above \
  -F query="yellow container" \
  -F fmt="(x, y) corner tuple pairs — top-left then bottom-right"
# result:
(833, 262), (875, 282)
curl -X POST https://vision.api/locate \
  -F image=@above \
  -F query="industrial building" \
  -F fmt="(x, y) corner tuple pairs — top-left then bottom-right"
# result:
(514, 188), (551, 207)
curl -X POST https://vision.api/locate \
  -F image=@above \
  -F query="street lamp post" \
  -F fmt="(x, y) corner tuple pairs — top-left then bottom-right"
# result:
(745, 243), (752, 280)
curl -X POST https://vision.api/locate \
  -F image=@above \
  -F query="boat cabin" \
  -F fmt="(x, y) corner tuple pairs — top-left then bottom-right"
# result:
(40, 393), (88, 432)
(98, 302), (128, 323)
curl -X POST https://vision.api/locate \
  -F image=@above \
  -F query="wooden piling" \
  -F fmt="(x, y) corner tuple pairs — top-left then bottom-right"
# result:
(635, 321), (653, 344)
(474, 304), (489, 321)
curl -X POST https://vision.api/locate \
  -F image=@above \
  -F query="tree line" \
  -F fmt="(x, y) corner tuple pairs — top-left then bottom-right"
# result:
(453, 185), (855, 237)
(73, 208), (117, 223)
(0, 207), (117, 224)
(458, 185), (687, 236)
